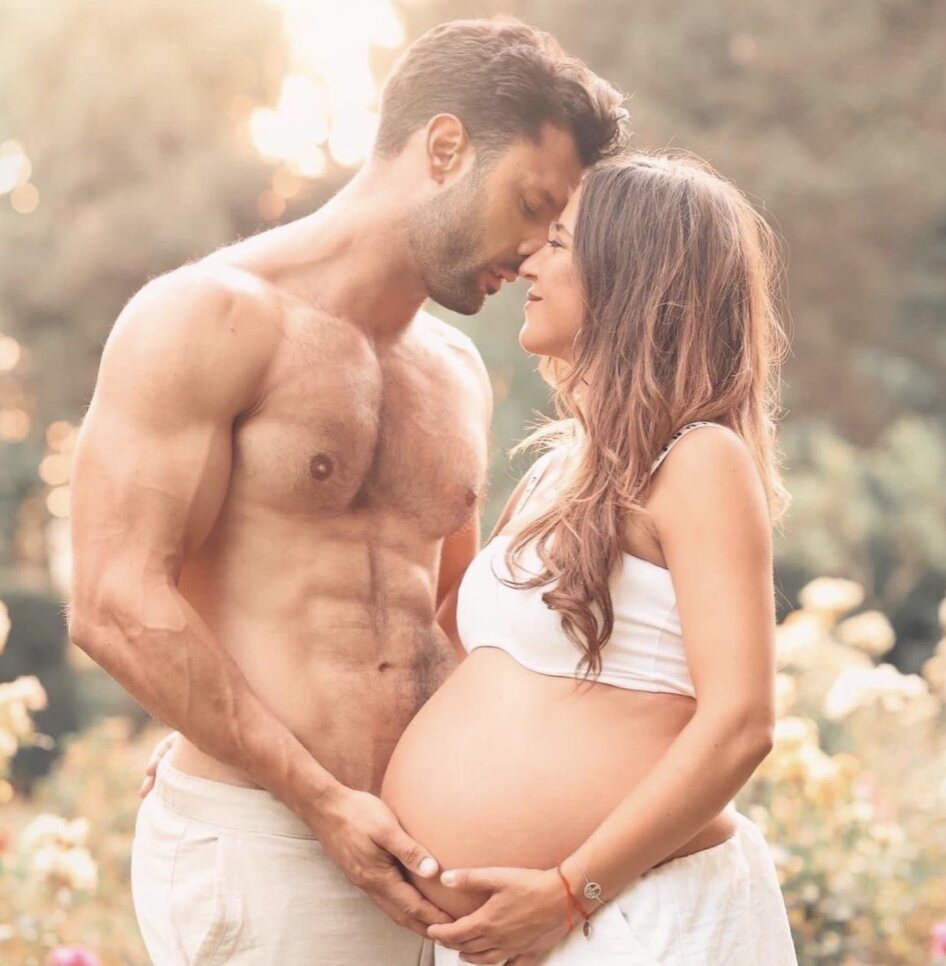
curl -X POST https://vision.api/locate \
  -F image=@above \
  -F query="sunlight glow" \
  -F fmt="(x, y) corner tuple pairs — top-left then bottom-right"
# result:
(0, 141), (30, 196)
(0, 335), (21, 372)
(250, 0), (405, 173)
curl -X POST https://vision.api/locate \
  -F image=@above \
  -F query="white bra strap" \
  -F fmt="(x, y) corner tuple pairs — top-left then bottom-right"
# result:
(648, 421), (721, 477)
(513, 451), (557, 517)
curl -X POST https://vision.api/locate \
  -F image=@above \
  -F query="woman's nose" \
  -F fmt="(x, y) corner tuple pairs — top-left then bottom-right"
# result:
(518, 252), (538, 282)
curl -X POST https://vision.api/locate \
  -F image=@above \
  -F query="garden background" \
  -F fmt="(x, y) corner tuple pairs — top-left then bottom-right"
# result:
(1, 0), (945, 963)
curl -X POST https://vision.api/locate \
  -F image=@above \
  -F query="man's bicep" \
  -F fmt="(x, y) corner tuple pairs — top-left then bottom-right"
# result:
(436, 511), (480, 608)
(71, 271), (271, 582)
(72, 395), (235, 576)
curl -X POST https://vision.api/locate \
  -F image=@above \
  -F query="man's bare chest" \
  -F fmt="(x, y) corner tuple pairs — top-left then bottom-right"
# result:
(228, 322), (488, 539)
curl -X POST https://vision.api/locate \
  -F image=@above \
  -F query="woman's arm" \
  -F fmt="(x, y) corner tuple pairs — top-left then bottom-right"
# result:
(560, 425), (776, 896)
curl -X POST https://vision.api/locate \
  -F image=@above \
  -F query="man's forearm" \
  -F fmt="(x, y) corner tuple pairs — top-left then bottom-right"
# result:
(69, 582), (343, 825)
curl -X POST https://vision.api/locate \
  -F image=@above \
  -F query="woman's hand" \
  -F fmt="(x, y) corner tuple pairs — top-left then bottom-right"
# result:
(138, 730), (178, 798)
(427, 866), (574, 965)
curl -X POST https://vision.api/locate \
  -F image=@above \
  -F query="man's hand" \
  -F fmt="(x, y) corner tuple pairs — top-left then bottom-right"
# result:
(313, 787), (454, 937)
(139, 733), (452, 936)
(139, 731), (179, 798)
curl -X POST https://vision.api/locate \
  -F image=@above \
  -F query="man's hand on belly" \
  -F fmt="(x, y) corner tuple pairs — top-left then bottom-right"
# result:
(311, 787), (455, 936)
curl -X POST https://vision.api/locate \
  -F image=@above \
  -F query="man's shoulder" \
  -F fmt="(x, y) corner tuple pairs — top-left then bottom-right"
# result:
(412, 309), (488, 377)
(131, 260), (276, 325)
(102, 261), (282, 403)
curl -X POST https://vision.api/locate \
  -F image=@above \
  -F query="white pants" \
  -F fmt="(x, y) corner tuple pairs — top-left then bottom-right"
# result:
(131, 758), (433, 966)
(436, 812), (796, 966)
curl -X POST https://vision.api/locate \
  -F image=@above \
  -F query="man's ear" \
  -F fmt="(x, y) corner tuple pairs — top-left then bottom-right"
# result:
(424, 114), (470, 183)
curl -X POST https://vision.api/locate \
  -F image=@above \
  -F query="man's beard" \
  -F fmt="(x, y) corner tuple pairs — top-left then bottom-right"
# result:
(407, 168), (491, 316)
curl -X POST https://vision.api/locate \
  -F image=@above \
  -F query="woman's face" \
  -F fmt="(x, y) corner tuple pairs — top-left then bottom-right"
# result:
(517, 186), (584, 362)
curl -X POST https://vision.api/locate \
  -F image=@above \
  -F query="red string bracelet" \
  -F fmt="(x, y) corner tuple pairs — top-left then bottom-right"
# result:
(556, 864), (591, 938)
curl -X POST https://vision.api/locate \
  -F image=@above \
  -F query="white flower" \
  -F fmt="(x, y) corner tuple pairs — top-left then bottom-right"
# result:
(798, 577), (865, 616)
(776, 611), (827, 665)
(823, 663), (933, 720)
(775, 673), (797, 717)
(30, 843), (60, 877)
(835, 610), (896, 657)
(773, 716), (819, 748)
(29, 843), (98, 893)
(58, 847), (98, 892)
(0, 600), (9, 654)
(823, 668), (876, 720)
(798, 744), (838, 784)
(58, 817), (90, 848)
(0, 727), (17, 761)
(21, 813), (69, 853)
(9, 675), (47, 712)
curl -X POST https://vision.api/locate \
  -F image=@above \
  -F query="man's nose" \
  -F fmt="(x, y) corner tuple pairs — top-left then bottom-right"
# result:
(517, 227), (547, 261)
(518, 252), (538, 282)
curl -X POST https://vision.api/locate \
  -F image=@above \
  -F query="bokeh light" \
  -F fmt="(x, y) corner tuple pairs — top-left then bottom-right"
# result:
(0, 334), (21, 371)
(0, 407), (31, 442)
(39, 454), (72, 487)
(0, 140), (30, 195)
(249, 0), (405, 173)
(46, 420), (78, 453)
(10, 183), (39, 214)
(46, 486), (71, 519)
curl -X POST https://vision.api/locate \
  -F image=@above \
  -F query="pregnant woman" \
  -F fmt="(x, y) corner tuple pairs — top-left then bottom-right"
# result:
(381, 153), (798, 964)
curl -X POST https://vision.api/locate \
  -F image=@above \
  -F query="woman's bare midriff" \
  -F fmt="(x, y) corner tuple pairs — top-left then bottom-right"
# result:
(381, 646), (737, 917)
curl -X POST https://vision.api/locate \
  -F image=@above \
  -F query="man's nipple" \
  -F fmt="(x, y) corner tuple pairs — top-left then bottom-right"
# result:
(309, 453), (335, 481)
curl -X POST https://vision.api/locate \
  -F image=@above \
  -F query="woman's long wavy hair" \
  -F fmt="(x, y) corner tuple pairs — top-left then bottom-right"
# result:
(504, 152), (792, 678)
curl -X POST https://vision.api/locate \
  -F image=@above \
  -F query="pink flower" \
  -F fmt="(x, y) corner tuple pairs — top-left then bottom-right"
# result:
(932, 922), (946, 956)
(46, 947), (102, 966)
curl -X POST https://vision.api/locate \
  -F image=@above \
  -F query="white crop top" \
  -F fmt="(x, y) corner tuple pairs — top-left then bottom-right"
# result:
(455, 422), (721, 697)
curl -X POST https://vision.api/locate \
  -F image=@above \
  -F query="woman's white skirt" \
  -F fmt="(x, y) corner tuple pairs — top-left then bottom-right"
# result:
(436, 811), (797, 965)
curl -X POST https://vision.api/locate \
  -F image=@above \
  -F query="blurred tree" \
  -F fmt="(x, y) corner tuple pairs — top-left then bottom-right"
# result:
(0, 0), (290, 425)
(0, 586), (79, 788)
(405, 0), (946, 437)
(776, 416), (946, 669)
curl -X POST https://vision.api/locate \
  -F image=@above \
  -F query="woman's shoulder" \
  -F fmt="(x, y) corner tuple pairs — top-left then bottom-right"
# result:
(648, 421), (742, 477)
(647, 422), (768, 540)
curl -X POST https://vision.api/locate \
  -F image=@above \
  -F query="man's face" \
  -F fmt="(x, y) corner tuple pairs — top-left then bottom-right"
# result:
(407, 123), (584, 315)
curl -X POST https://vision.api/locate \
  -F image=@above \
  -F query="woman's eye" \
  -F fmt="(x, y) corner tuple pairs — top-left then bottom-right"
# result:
(548, 239), (564, 249)
(521, 200), (537, 217)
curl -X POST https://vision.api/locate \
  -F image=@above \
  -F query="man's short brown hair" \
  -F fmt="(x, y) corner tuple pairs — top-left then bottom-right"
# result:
(375, 18), (627, 166)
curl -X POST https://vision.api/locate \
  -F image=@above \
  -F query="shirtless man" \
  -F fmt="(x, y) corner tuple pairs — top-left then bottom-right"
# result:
(67, 19), (624, 966)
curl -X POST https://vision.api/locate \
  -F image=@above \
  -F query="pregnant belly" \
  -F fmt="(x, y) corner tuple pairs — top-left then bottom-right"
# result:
(380, 647), (702, 917)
